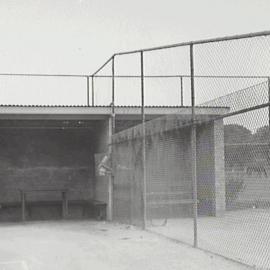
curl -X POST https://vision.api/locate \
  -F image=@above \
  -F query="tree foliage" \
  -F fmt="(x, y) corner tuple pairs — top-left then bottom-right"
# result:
(224, 124), (252, 144)
(252, 125), (269, 143)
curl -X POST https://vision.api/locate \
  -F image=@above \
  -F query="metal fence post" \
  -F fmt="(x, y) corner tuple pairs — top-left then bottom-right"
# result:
(92, 75), (95, 106)
(140, 51), (147, 230)
(108, 55), (116, 222)
(180, 76), (184, 106)
(266, 78), (270, 219)
(267, 77), (270, 128)
(190, 44), (198, 248)
(86, 76), (90, 106)
(112, 56), (116, 134)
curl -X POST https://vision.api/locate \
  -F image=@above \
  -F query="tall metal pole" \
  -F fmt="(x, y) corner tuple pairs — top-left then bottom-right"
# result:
(190, 44), (198, 248)
(140, 51), (147, 230)
(108, 55), (116, 222)
(86, 76), (90, 106)
(267, 77), (270, 129)
(180, 76), (184, 106)
(112, 56), (116, 134)
(91, 76), (95, 106)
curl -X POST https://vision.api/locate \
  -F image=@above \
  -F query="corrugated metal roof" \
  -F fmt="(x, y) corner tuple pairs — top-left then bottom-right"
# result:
(0, 104), (229, 109)
(0, 104), (181, 108)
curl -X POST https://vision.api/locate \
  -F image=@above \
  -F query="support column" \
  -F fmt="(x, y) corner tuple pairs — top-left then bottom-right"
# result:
(94, 117), (113, 221)
(190, 43), (198, 248)
(107, 116), (113, 221)
(196, 119), (225, 217)
(140, 51), (147, 230)
(212, 119), (226, 216)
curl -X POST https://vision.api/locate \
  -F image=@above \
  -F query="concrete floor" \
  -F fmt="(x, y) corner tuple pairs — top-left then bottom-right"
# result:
(149, 208), (270, 269)
(0, 220), (249, 270)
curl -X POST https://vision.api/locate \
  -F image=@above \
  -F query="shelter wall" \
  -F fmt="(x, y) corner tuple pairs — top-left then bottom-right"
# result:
(0, 128), (95, 203)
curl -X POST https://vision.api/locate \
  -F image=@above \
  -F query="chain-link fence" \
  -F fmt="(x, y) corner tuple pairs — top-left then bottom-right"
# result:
(2, 31), (269, 268)
(104, 32), (270, 269)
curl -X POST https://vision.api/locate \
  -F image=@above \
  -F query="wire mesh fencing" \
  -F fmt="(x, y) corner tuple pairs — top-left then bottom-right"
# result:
(108, 32), (270, 269)
(112, 104), (270, 269)
(0, 31), (269, 268)
(193, 37), (270, 269)
(196, 107), (270, 268)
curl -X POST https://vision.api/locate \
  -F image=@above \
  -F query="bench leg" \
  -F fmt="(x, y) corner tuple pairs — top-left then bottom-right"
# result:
(21, 191), (26, 222)
(97, 206), (102, 220)
(96, 205), (106, 220)
(62, 192), (68, 219)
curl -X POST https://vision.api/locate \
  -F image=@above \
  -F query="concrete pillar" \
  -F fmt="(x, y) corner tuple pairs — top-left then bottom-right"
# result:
(94, 117), (113, 221)
(212, 119), (226, 216)
(196, 119), (225, 216)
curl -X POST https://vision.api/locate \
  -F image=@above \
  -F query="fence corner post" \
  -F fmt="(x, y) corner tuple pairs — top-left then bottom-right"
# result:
(190, 44), (198, 248)
(140, 50), (147, 230)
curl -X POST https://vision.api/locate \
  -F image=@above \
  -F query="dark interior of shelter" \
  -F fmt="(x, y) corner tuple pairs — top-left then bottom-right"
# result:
(0, 119), (107, 222)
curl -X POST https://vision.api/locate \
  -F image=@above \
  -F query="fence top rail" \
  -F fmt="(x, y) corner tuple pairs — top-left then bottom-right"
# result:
(0, 73), (89, 78)
(1, 31), (269, 78)
(92, 75), (269, 79)
(91, 30), (270, 76)
(115, 30), (270, 55)
(92, 55), (113, 76)
(0, 73), (268, 79)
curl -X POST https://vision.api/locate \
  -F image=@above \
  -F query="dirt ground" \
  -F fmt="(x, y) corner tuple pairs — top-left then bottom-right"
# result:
(150, 208), (270, 269)
(0, 220), (250, 270)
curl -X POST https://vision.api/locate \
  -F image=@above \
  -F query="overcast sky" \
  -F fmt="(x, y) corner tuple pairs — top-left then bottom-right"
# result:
(0, 0), (270, 74)
(0, 0), (269, 107)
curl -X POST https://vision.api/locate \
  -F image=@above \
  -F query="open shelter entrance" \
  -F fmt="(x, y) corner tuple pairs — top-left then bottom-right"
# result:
(0, 118), (108, 221)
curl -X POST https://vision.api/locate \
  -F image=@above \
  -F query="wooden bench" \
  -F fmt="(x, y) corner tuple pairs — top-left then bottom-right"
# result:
(0, 191), (107, 221)
(20, 189), (68, 221)
(147, 191), (194, 226)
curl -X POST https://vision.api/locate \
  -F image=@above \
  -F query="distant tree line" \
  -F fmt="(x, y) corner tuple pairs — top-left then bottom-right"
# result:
(224, 124), (270, 144)
(225, 124), (270, 171)
(224, 124), (270, 207)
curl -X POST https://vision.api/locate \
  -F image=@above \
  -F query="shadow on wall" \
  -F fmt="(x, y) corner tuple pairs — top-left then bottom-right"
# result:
(0, 128), (95, 203)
